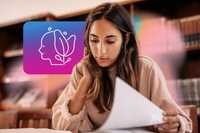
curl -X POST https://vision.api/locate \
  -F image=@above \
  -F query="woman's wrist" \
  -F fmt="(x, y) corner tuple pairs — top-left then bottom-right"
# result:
(68, 76), (93, 114)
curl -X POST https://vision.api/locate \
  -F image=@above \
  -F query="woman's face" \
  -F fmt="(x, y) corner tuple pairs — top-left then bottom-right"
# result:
(89, 18), (123, 67)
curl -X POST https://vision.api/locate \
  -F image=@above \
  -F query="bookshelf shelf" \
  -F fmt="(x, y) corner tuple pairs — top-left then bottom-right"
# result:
(4, 49), (23, 58)
(186, 45), (200, 52)
(0, 102), (47, 111)
(2, 77), (30, 84)
(0, 0), (144, 28)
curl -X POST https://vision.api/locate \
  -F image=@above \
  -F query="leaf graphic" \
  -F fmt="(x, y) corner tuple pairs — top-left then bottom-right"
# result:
(63, 57), (72, 65)
(55, 54), (62, 62)
(64, 35), (76, 57)
(67, 57), (71, 62)
(54, 29), (69, 63)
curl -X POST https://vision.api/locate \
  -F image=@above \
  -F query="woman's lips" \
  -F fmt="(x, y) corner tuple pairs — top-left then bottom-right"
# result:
(96, 58), (110, 63)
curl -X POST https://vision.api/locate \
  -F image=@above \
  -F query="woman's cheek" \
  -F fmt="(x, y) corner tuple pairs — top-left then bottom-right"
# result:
(90, 46), (97, 56)
(114, 46), (121, 57)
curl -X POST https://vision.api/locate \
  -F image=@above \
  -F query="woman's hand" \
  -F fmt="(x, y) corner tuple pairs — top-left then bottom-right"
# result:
(68, 62), (93, 114)
(156, 111), (181, 133)
(82, 62), (93, 84)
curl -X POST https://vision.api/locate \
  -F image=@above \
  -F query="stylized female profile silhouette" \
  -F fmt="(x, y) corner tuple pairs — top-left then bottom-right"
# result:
(38, 27), (76, 66)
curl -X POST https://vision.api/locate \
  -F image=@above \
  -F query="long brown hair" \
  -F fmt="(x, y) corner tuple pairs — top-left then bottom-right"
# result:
(84, 3), (139, 113)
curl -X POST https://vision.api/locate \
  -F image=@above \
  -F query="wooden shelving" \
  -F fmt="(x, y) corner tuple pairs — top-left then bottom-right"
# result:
(186, 45), (200, 52)
(0, 0), (144, 28)
(3, 49), (23, 58)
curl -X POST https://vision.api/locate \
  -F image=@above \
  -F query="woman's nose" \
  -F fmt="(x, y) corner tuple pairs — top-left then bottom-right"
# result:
(97, 43), (107, 57)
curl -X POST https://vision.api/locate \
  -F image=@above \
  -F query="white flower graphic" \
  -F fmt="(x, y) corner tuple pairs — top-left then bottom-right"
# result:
(38, 27), (76, 66)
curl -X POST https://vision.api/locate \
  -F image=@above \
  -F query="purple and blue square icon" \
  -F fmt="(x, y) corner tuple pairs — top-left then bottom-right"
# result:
(23, 21), (85, 74)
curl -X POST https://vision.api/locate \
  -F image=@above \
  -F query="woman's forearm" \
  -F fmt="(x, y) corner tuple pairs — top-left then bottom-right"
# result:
(68, 77), (92, 114)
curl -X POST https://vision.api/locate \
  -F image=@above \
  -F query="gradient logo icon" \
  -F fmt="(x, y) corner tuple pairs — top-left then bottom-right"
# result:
(23, 21), (85, 74)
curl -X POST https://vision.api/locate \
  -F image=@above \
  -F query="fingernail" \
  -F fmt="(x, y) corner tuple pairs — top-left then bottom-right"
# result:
(163, 117), (167, 121)
(163, 112), (167, 115)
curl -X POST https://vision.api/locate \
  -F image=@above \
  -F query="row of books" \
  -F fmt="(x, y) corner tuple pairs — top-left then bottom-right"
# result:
(169, 15), (200, 50)
(1, 88), (47, 109)
(169, 78), (200, 115)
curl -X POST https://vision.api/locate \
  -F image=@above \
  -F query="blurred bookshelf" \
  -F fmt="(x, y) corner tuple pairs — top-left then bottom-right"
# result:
(0, 13), (65, 110)
(0, 0), (143, 110)
(169, 15), (200, 52)
(4, 49), (23, 58)
(133, 1), (200, 132)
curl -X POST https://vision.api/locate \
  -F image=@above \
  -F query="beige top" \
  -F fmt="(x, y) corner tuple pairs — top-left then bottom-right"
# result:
(52, 56), (192, 133)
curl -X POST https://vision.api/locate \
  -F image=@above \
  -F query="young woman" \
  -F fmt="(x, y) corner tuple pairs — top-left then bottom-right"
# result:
(52, 3), (192, 133)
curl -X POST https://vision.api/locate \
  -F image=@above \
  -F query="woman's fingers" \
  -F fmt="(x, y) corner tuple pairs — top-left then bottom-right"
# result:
(155, 111), (181, 133)
(158, 127), (178, 133)
(158, 122), (180, 130)
(163, 115), (179, 124)
(163, 111), (178, 116)
(82, 63), (93, 81)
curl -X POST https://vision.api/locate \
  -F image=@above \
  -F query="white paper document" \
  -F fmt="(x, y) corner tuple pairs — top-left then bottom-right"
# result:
(92, 128), (155, 133)
(95, 77), (164, 132)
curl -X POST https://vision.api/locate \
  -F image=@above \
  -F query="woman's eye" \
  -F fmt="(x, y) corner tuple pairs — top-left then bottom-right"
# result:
(90, 39), (99, 43)
(106, 40), (115, 44)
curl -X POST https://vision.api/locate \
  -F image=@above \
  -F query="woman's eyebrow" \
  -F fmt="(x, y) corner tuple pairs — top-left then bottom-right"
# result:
(89, 34), (98, 38)
(105, 35), (117, 38)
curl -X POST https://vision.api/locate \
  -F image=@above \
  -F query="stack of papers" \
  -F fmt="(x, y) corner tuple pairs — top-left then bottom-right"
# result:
(91, 77), (164, 133)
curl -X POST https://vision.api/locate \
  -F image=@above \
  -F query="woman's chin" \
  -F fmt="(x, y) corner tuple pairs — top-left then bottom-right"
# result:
(97, 62), (114, 68)
(97, 63), (111, 68)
